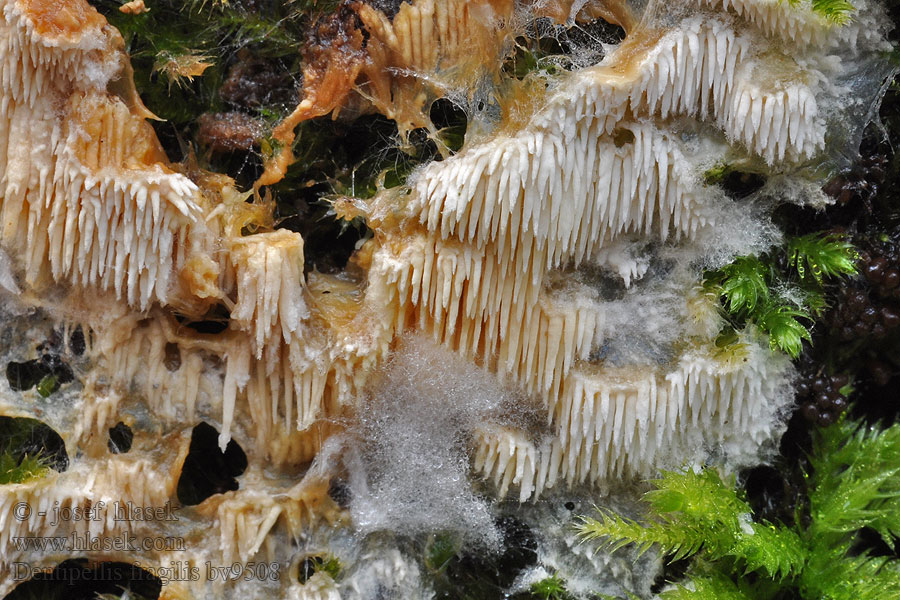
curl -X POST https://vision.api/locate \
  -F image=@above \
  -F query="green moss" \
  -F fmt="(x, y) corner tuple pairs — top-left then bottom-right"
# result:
(298, 554), (342, 584)
(810, 0), (857, 23)
(0, 416), (68, 474)
(788, 233), (860, 285)
(702, 162), (733, 186)
(704, 233), (859, 358)
(35, 374), (59, 398)
(530, 574), (571, 600)
(425, 533), (461, 572)
(578, 418), (900, 600)
(0, 451), (50, 485)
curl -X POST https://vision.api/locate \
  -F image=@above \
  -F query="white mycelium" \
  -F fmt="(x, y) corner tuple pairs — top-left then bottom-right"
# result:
(0, 0), (892, 596)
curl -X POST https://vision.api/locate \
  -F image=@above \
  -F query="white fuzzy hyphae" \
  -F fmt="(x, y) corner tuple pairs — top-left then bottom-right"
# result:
(0, 0), (892, 596)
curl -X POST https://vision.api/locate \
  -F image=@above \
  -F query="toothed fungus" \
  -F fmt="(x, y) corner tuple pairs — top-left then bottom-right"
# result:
(0, 0), (893, 595)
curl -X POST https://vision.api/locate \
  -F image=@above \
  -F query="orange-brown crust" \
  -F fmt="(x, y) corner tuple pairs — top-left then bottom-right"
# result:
(19, 0), (105, 40)
(257, 0), (519, 189)
(65, 90), (171, 171)
(255, 8), (367, 188)
(535, 0), (637, 32)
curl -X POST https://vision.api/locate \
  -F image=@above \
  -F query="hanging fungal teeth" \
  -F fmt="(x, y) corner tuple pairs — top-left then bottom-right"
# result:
(0, 0), (890, 591)
(410, 17), (827, 282)
(473, 342), (791, 500)
(0, 425), (192, 565)
(229, 231), (310, 355)
(195, 474), (341, 565)
(0, 16), (203, 309)
(700, 0), (844, 45)
(594, 20), (821, 154)
(413, 121), (716, 271)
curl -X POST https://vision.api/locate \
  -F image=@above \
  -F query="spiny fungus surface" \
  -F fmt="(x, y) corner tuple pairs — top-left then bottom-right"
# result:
(0, 0), (893, 596)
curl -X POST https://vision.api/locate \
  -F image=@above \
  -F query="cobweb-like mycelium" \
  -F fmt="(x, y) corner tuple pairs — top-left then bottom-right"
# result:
(0, 0), (892, 595)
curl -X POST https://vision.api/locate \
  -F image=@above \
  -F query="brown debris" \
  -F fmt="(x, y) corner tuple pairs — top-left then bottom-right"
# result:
(196, 111), (266, 153)
(256, 0), (518, 189)
(119, 0), (149, 15)
(220, 50), (297, 110)
(153, 51), (214, 90)
(255, 5), (368, 187)
(249, 0), (632, 191)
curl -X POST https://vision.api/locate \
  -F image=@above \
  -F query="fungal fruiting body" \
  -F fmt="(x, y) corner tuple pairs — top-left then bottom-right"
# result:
(0, 0), (893, 596)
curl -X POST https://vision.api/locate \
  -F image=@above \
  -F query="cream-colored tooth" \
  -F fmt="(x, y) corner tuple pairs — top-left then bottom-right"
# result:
(759, 95), (773, 150)
(776, 104), (789, 159)
(612, 390), (626, 451)
(78, 204), (95, 275)
(787, 87), (800, 143)
(149, 188), (161, 224)
(150, 212), (163, 257)
(126, 258), (141, 306)
(769, 93), (787, 146)
(482, 440), (499, 475)
(701, 33), (716, 114)
(608, 153), (624, 230)
(646, 65), (661, 111)
(673, 35), (690, 109)
(136, 219), (149, 272)
(744, 94), (759, 150)
(749, 88), (763, 133)
(422, 175), (440, 214)
(735, 89), (751, 133)
(423, 192), (441, 233)
(513, 441), (526, 486)
(622, 149), (636, 229)
(134, 185), (147, 212)
(397, 9), (413, 65)
(440, 192), (460, 241)
(138, 188), (153, 243)
(662, 41), (677, 87)
(637, 125), (652, 179)
(495, 439), (511, 489)
(654, 44), (670, 100)
(723, 46), (739, 98)
(537, 143), (556, 242)
(462, 152), (489, 222)
(220, 354), (238, 451)
(660, 69), (675, 119)
(498, 169), (517, 257)
(167, 188), (195, 218)
(498, 450), (515, 498)
(496, 175), (513, 242)
(465, 176), (486, 243)
(8, 46), (19, 96)
(519, 467), (532, 503)
(60, 178), (81, 273)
